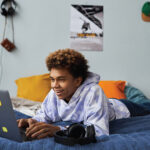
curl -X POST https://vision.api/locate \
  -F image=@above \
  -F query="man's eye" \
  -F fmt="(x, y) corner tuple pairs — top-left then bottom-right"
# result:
(50, 78), (55, 82)
(59, 79), (65, 82)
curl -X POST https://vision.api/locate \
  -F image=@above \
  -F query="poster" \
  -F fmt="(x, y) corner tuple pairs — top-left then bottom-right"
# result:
(70, 5), (103, 51)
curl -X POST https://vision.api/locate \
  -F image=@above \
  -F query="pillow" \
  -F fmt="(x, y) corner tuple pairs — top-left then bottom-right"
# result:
(125, 85), (148, 102)
(99, 80), (127, 99)
(15, 73), (51, 102)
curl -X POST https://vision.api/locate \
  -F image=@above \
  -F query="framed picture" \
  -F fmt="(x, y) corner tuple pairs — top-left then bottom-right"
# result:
(70, 4), (103, 51)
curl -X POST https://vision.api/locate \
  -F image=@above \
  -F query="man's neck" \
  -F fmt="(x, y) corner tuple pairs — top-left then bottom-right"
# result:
(64, 99), (69, 103)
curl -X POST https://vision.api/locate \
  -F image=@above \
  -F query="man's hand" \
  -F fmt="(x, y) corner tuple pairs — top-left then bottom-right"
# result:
(17, 118), (37, 128)
(25, 122), (60, 139)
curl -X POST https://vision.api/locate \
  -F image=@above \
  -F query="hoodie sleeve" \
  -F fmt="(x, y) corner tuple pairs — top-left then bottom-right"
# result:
(84, 85), (110, 137)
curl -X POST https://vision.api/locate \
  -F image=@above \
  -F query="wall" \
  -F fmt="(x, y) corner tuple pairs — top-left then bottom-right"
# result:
(0, 0), (150, 98)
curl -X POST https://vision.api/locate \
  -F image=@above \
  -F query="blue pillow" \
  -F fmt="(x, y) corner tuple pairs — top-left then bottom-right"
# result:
(125, 86), (150, 111)
(125, 85), (148, 102)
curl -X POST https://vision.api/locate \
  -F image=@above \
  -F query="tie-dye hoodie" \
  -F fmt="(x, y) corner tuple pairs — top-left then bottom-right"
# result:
(33, 72), (130, 136)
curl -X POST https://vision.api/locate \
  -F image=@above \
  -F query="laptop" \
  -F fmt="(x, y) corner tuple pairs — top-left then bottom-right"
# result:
(0, 90), (31, 142)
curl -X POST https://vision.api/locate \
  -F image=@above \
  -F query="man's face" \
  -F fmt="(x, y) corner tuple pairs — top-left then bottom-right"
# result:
(50, 68), (82, 102)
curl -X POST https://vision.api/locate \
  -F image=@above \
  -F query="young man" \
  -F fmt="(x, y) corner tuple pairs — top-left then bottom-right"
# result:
(17, 49), (150, 140)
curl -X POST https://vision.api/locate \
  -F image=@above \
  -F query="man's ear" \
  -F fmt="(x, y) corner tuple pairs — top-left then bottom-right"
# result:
(75, 77), (83, 87)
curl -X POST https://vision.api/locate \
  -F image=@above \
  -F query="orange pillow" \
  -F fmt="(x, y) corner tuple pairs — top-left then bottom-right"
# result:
(99, 80), (126, 99)
(15, 73), (51, 102)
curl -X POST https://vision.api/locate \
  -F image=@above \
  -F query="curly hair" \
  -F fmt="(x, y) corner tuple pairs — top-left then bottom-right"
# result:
(46, 49), (89, 82)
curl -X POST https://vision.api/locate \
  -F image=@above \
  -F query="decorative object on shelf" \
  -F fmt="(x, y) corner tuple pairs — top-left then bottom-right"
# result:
(0, 0), (17, 52)
(142, 1), (150, 22)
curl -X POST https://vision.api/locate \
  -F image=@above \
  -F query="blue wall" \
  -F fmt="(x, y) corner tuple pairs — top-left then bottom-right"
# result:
(0, 0), (150, 98)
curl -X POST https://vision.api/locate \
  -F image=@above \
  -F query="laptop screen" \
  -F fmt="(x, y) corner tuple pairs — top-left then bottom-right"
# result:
(0, 90), (23, 142)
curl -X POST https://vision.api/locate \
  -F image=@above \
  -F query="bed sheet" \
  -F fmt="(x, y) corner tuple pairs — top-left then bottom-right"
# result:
(1, 111), (150, 150)
(11, 97), (41, 116)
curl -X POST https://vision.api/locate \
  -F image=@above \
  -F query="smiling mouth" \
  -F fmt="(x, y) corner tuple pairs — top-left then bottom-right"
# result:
(55, 90), (64, 96)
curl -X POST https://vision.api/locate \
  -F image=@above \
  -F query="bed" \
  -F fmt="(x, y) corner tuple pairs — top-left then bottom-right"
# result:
(2, 78), (150, 150)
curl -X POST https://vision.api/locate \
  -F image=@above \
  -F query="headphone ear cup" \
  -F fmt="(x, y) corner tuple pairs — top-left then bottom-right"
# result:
(86, 125), (97, 142)
(68, 123), (85, 138)
(8, 7), (15, 16)
(1, 8), (7, 16)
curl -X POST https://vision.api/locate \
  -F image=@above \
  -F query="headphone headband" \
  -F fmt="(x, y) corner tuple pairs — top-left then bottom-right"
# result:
(54, 123), (97, 146)
(1, 0), (17, 16)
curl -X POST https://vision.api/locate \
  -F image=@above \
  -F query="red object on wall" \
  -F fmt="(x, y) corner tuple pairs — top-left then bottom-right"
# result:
(1, 38), (15, 52)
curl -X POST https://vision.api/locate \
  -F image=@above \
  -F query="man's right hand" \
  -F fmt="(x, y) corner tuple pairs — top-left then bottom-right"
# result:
(17, 118), (37, 128)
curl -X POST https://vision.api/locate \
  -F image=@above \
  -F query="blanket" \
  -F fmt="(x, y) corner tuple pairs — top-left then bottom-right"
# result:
(0, 111), (150, 150)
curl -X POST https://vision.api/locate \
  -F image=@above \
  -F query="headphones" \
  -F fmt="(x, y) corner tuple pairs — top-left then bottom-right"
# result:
(1, 0), (17, 16)
(54, 123), (97, 146)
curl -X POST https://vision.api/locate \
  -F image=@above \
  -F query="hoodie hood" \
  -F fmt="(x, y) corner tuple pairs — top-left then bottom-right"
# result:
(82, 72), (100, 86)
(70, 72), (100, 101)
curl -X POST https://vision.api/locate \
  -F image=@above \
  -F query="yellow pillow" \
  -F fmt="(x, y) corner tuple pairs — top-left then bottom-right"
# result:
(15, 73), (51, 102)
(99, 80), (126, 99)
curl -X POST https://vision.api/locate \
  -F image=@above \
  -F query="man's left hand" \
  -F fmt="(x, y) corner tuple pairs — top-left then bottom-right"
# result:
(25, 122), (60, 139)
